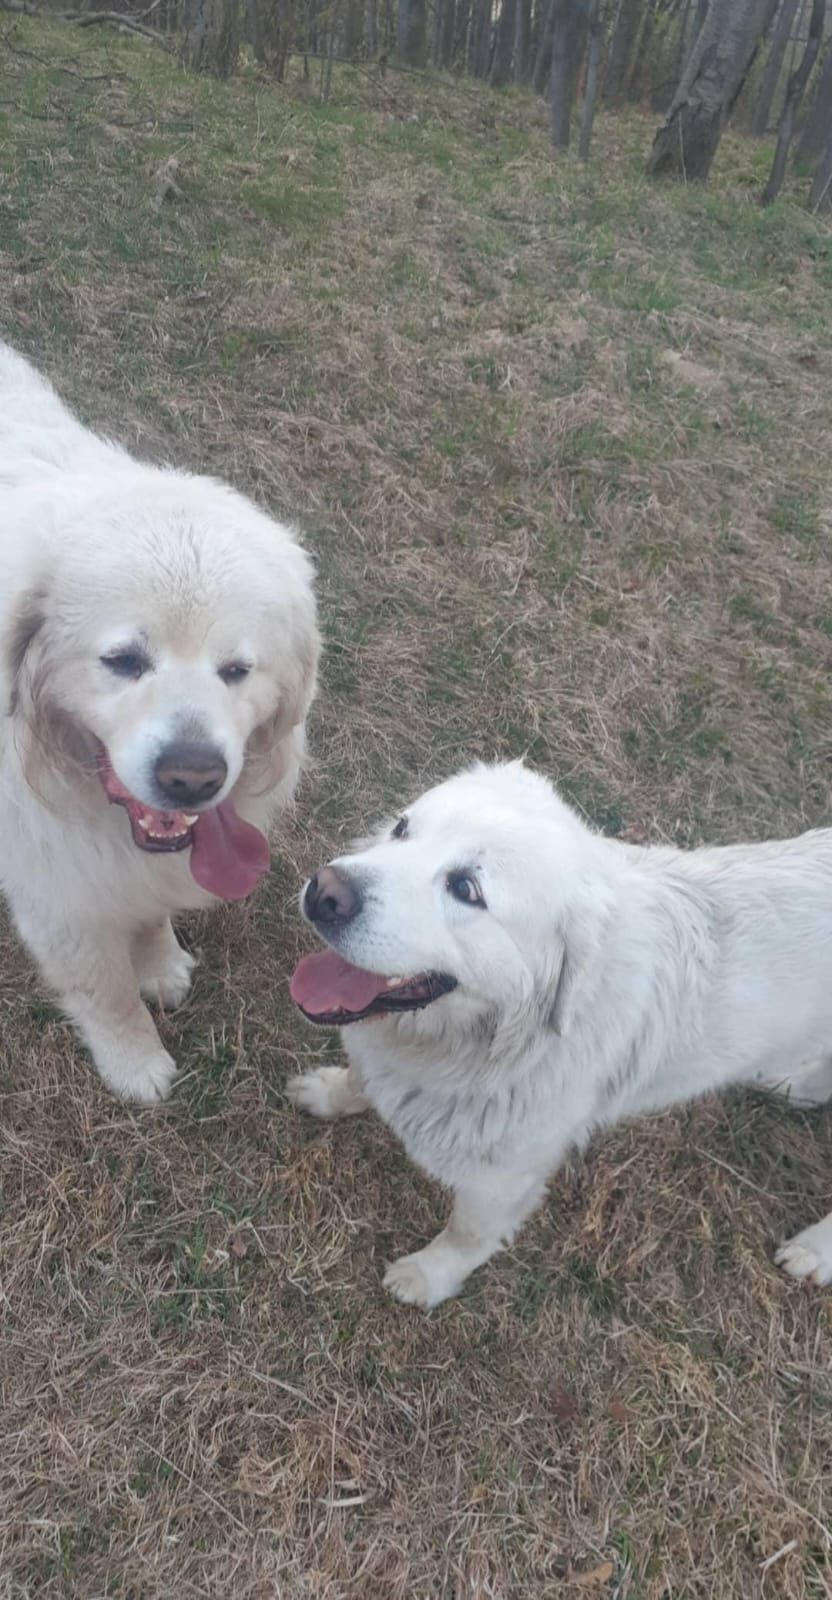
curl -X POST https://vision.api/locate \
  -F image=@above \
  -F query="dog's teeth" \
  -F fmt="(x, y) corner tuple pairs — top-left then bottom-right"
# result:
(386, 976), (405, 987)
(137, 817), (151, 831)
(183, 813), (198, 826)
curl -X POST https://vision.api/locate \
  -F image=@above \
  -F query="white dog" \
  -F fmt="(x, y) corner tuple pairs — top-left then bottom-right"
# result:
(287, 761), (832, 1306)
(0, 342), (318, 1102)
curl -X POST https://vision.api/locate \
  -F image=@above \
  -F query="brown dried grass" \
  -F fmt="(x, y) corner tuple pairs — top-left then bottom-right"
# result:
(0, 23), (831, 1598)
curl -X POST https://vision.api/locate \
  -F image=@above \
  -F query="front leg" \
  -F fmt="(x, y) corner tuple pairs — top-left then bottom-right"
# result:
(384, 1167), (549, 1309)
(21, 916), (178, 1103)
(132, 919), (196, 1009)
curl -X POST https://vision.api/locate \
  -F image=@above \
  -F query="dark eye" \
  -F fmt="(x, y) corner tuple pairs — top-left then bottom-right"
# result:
(219, 662), (251, 685)
(101, 651), (150, 680)
(446, 871), (485, 908)
(392, 816), (408, 840)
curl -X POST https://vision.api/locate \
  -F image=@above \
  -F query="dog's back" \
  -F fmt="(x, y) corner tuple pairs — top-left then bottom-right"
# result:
(0, 341), (113, 489)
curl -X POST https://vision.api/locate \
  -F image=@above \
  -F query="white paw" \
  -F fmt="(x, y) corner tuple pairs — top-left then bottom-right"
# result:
(139, 948), (196, 1010)
(384, 1250), (458, 1309)
(286, 1066), (354, 1120)
(98, 1049), (178, 1105)
(776, 1213), (832, 1286)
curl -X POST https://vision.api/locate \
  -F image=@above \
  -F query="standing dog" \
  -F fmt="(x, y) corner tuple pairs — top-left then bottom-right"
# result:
(288, 762), (832, 1305)
(0, 342), (318, 1102)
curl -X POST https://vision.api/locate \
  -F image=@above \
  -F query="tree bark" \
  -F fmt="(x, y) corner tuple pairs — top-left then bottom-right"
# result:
(761, 0), (825, 200)
(549, 0), (591, 147)
(578, 0), (603, 156)
(646, 0), (779, 180)
(397, 0), (427, 62)
(367, 0), (378, 54)
(795, 43), (832, 166)
(532, 0), (554, 92)
(490, 0), (517, 83)
(183, 0), (240, 75)
(752, 0), (800, 133)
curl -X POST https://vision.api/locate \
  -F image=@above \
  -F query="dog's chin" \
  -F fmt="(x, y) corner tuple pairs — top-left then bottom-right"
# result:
(290, 946), (458, 1027)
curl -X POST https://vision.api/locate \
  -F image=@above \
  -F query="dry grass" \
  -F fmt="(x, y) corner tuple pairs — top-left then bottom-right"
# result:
(1, 21), (832, 1598)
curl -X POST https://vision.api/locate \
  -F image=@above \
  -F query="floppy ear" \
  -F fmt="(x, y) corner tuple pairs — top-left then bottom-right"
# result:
(245, 608), (320, 794)
(5, 589), (47, 715)
(547, 894), (610, 1039)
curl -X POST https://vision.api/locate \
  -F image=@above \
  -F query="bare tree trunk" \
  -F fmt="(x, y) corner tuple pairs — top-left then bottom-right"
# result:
(806, 118), (832, 204)
(795, 43), (832, 166)
(578, 0), (603, 156)
(761, 0), (825, 199)
(603, 0), (641, 103)
(343, 0), (363, 53)
(647, 0), (778, 179)
(515, 0), (532, 79)
(625, 0), (659, 102)
(397, 0), (427, 61)
(367, 0), (378, 53)
(549, 0), (591, 147)
(467, 0), (490, 72)
(183, 0), (240, 75)
(809, 125), (832, 205)
(752, 0), (800, 132)
(490, 0), (517, 82)
(532, 0), (554, 91)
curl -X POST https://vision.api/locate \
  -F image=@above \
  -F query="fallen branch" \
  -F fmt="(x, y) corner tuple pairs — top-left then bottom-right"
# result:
(60, 9), (174, 51)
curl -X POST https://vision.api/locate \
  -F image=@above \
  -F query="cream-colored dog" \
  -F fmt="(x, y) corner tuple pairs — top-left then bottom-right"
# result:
(288, 762), (832, 1305)
(0, 342), (318, 1102)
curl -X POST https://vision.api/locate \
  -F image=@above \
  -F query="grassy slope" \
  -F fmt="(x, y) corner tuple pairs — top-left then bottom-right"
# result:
(0, 21), (831, 1597)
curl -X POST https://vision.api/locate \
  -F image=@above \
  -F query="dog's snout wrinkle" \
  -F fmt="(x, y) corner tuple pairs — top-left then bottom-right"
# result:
(154, 741), (228, 808)
(305, 865), (362, 926)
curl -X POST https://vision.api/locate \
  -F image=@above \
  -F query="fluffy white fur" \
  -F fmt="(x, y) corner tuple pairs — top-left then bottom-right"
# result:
(288, 761), (832, 1305)
(0, 342), (318, 1102)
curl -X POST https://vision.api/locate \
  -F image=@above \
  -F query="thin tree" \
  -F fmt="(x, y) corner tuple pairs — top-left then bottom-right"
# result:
(752, 0), (800, 133)
(578, 0), (603, 157)
(646, 0), (778, 180)
(549, 0), (591, 147)
(761, 0), (825, 201)
(491, 0), (517, 84)
(515, 0), (532, 81)
(603, 0), (641, 103)
(397, 0), (427, 62)
(795, 43), (832, 167)
(809, 127), (832, 206)
(532, 0), (554, 92)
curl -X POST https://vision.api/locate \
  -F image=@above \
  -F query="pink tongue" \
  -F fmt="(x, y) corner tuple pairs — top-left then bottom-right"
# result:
(189, 800), (271, 900)
(290, 950), (388, 1015)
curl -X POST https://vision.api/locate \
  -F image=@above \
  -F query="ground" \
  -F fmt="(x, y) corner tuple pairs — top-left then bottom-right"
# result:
(1, 21), (831, 1599)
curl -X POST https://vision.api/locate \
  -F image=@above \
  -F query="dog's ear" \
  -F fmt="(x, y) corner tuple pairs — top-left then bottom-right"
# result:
(547, 893), (610, 1038)
(5, 589), (47, 714)
(244, 609), (320, 795)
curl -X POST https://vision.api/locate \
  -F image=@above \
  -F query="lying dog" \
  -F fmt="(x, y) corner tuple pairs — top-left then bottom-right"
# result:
(288, 761), (832, 1305)
(0, 342), (318, 1102)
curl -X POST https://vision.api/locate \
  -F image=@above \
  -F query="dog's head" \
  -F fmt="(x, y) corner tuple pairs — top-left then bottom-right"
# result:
(7, 469), (318, 897)
(291, 762), (613, 1043)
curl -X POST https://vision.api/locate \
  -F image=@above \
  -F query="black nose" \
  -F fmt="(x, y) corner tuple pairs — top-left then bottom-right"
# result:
(304, 865), (362, 926)
(154, 742), (228, 808)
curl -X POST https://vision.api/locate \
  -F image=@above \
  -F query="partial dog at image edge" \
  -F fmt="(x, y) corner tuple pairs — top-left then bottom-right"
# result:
(0, 341), (318, 1103)
(287, 760), (832, 1306)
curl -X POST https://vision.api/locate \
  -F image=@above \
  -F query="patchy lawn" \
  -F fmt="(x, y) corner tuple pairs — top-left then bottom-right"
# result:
(0, 20), (831, 1598)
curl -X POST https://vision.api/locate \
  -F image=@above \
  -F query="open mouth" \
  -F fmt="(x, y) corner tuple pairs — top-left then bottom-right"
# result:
(96, 747), (271, 901)
(290, 948), (457, 1025)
